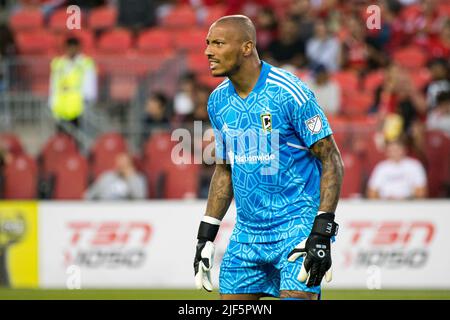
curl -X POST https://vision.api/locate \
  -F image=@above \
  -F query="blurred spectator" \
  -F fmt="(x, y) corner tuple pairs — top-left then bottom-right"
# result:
(341, 15), (369, 72)
(143, 92), (170, 130)
(427, 90), (450, 136)
(288, 0), (315, 43)
(264, 18), (306, 69)
(367, 138), (427, 200)
(67, 0), (106, 8)
(224, 0), (272, 21)
(117, 0), (157, 32)
(0, 139), (13, 198)
(377, 64), (427, 159)
(306, 19), (341, 72)
(84, 152), (147, 200)
(304, 64), (341, 115)
(255, 6), (278, 52)
(403, 0), (447, 48)
(425, 58), (450, 110)
(425, 18), (450, 60)
(173, 72), (197, 123)
(49, 37), (97, 134)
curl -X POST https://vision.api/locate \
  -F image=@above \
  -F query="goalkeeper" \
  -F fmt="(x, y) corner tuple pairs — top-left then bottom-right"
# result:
(194, 15), (344, 300)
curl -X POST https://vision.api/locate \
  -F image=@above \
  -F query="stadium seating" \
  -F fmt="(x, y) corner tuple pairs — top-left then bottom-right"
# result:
(143, 131), (175, 198)
(53, 153), (88, 199)
(97, 29), (133, 55)
(161, 5), (198, 29)
(3, 154), (37, 199)
(9, 8), (44, 32)
(88, 6), (117, 31)
(393, 46), (427, 70)
(137, 28), (173, 53)
(15, 31), (58, 55)
(164, 161), (200, 199)
(425, 130), (450, 198)
(48, 8), (72, 33)
(341, 91), (373, 117)
(39, 133), (78, 175)
(340, 152), (363, 198)
(0, 133), (25, 156)
(173, 28), (207, 53)
(363, 70), (384, 93)
(186, 52), (210, 76)
(331, 71), (359, 92)
(203, 5), (227, 27)
(90, 132), (128, 178)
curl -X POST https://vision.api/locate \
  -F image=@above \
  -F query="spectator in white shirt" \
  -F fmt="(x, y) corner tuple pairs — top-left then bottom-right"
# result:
(427, 90), (450, 137)
(367, 139), (427, 200)
(306, 19), (341, 72)
(84, 153), (147, 200)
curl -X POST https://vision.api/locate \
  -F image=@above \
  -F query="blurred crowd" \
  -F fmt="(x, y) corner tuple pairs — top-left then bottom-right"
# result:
(0, 0), (449, 200)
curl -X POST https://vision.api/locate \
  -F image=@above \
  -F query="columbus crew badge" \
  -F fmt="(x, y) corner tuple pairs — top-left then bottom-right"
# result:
(305, 115), (323, 134)
(261, 113), (272, 132)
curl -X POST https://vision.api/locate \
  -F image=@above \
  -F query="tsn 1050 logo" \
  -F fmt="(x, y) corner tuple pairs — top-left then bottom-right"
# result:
(64, 221), (153, 268)
(343, 221), (435, 269)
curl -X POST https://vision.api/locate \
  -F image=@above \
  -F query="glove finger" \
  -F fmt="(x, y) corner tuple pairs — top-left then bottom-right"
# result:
(325, 266), (333, 283)
(202, 266), (213, 292)
(298, 259), (309, 282)
(307, 262), (320, 288)
(201, 241), (215, 270)
(194, 263), (204, 290)
(287, 249), (306, 262)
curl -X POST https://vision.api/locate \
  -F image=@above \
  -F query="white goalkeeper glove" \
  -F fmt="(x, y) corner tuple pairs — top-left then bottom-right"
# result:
(193, 216), (221, 292)
(287, 212), (338, 287)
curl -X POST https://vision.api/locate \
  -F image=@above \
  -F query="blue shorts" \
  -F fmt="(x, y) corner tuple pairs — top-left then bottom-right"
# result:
(219, 235), (321, 297)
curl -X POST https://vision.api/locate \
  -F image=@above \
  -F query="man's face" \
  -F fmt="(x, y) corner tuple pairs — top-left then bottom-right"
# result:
(66, 44), (79, 58)
(204, 23), (245, 77)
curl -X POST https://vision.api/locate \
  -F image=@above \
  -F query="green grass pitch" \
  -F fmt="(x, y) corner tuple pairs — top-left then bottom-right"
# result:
(1, 289), (449, 300)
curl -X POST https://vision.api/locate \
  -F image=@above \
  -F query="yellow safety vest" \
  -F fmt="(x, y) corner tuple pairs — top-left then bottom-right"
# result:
(50, 55), (95, 121)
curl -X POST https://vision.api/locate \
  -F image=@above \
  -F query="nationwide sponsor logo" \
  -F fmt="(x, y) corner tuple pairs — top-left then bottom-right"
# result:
(343, 221), (435, 269)
(64, 221), (153, 269)
(234, 153), (276, 164)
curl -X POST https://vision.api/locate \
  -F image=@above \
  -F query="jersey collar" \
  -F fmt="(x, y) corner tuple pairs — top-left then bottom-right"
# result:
(227, 60), (272, 98)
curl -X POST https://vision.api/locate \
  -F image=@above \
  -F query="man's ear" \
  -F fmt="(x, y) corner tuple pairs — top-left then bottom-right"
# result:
(242, 41), (254, 57)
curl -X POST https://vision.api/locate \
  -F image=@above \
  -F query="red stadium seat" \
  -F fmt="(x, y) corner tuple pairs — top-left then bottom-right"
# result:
(331, 71), (359, 92)
(0, 133), (24, 156)
(161, 5), (198, 29)
(393, 46), (427, 70)
(203, 5), (226, 27)
(143, 131), (176, 198)
(88, 6), (117, 30)
(173, 28), (207, 53)
(186, 52), (210, 76)
(164, 161), (200, 199)
(91, 132), (128, 178)
(15, 30), (58, 55)
(40, 133), (78, 175)
(53, 153), (88, 199)
(97, 29), (133, 54)
(409, 68), (431, 90)
(9, 8), (43, 32)
(137, 28), (173, 53)
(363, 70), (384, 93)
(341, 91), (372, 116)
(340, 152), (363, 198)
(48, 8), (71, 33)
(3, 154), (37, 199)
(425, 130), (450, 198)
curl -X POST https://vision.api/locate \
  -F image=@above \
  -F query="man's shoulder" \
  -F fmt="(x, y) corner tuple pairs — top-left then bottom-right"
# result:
(266, 66), (313, 105)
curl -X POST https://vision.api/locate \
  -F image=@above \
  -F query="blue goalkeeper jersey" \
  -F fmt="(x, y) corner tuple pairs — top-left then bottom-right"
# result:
(208, 61), (333, 243)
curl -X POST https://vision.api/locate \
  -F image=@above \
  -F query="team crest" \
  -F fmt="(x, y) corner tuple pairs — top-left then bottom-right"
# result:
(260, 113), (272, 132)
(305, 115), (323, 134)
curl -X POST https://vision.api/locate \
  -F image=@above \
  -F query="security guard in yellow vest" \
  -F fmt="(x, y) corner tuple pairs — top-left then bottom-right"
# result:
(49, 37), (97, 125)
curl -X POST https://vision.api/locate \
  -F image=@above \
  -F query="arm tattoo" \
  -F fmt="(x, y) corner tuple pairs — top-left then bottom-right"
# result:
(205, 163), (233, 220)
(310, 135), (344, 213)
